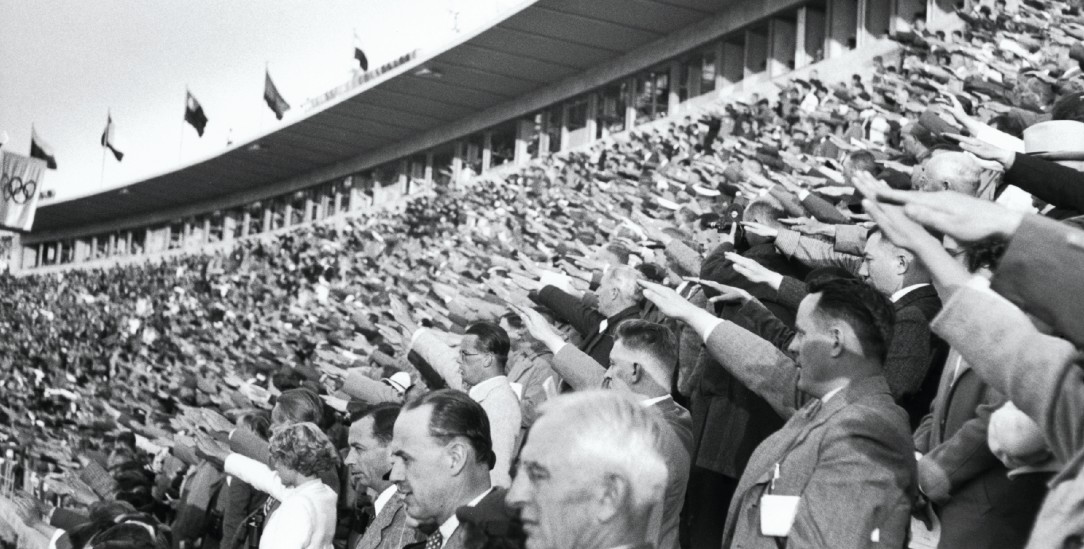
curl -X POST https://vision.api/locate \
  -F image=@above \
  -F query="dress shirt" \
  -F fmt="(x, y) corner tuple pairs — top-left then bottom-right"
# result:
(641, 395), (671, 407)
(820, 385), (844, 404)
(373, 484), (397, 517)
(436, 488), (494, 547)
(890, 283), (930, 303)
(467, 376), (509, 402)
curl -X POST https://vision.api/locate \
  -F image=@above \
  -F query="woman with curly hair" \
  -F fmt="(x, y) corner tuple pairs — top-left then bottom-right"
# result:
(217, 422), (339, 549)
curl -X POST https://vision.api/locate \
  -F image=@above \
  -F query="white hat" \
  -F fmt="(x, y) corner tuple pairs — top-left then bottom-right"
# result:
(1023, 120), (1084, 160)
(382, 372), (413, 394)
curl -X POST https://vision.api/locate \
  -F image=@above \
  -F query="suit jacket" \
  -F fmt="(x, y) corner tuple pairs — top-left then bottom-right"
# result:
(991, 214), (1084, 348)
(702, 320), (916, 548)
(506, 343), (555, 428)
(648, 397), (693, 549)
(913, 350), (1046, 549)
(885, 285), (949, 429)
(469, 377), (522, 488)
(355, 493), (418, 549)
(931, 285), (1081, 549)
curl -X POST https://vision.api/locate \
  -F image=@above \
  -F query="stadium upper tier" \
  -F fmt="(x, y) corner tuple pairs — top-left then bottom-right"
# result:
(14, 0), (957, 272)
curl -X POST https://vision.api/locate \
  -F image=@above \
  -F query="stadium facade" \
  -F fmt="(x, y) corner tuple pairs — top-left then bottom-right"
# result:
(12, 0), (957, 273)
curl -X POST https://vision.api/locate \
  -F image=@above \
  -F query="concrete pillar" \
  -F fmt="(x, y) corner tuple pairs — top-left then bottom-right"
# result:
(399, 159), (410, 193)
(304, 197), (315, 222)
(586, 94), (599, 145)
(514, 119), (532, 165)
(559, 104), (570, 151)
(202, 218), (211, 243)
(452, 141), (464, 185)
(36, 243), (43, 267)
(668, 60), (682, 113)
(768, 18), (797, 77)
(242, 211), (252, 237)
(713, 42), (727, 91)
(108, 233), (117, 257)
(224, 214), (237, 242)
(425, 152), (434, 181)
(125, 231), (132, 255)
(333, 191), (343, 216)
(262, 207), (273, 232)
(624, 76), (637, 130)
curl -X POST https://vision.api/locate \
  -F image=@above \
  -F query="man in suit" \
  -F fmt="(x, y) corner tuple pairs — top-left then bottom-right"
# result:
(457, 322), (522, 488)
(530, 265), (643, 368)
(641, 277), (916, 547)
(859, 229), (947, 428)
(507, 391), (670, 549)
(389, 389), (505, 549)
(347, 404), (420, 549)
(914, 348), (1048, 549)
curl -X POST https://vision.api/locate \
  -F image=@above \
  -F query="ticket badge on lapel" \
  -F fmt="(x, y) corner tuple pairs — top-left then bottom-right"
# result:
(760, 463), (800, 537)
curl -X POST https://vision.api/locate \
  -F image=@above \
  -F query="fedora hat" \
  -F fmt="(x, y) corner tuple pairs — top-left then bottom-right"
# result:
(1023, 120), (1084, 161)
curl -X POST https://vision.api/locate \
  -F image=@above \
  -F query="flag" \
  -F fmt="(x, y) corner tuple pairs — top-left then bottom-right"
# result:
(184, 90), (208, 137)
(101, 113), (124, 161)
(30, 126), (57, 169)
(263, 71), (290, 120)
(353, 32), (369, 71)
(0, 150), (45, 231)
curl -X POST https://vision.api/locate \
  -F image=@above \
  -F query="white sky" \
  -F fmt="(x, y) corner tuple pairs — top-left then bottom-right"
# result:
(0, 0), (522, 201)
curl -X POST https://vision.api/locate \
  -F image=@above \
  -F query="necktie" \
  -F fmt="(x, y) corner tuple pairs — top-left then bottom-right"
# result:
(425, 530), (443, 549)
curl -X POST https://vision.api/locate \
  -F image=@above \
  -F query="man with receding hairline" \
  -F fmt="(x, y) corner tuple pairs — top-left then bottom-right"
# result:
(641, 277), (916, 548)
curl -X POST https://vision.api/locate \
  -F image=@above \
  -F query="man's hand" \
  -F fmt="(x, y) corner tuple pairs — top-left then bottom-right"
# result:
(509, 305), (567, 354)
(687, 278), (754, 304)
(194, 432), (230, 467)
(388, 295), (419, 334)
(723, 252), (784, 290)
(11, 491), (44, 526)
(862, 200), (943, 254)
(741, 222), (779, 240)
(781, 217), (836, 238)
(945, 133), (1015, 169)
(860, 188), (1024, 243)
(637, 280), (701, 322)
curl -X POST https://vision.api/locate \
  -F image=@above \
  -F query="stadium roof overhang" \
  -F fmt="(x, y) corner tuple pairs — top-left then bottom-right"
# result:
(32, 0), (733, 237)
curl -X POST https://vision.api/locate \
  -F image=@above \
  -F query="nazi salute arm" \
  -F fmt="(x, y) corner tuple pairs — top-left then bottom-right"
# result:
(511, 305), (605, 391)
(638, 280), (800, 419)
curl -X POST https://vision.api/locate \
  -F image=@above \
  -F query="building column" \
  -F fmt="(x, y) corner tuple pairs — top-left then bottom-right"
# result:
(452, 141), (464, 185)
(125, 231), (132, 254)
(586, 94), (600, 145)
(424, 152), (434, 182)
(398, 159), (410, 194)
(108, 233), (117, 257)
(223, 213), (237, 242)
(241, 211), (252, 237)
(304, 197), (315, 222)
(202, 218), (211, 244)
(538, 117), (552, 156)
(559, 104), (570, 151)
(514, 119), (532, 165)
(668, 60), (682, 113)
(262, 207), (273, 232)
(856, 0), (870, 48)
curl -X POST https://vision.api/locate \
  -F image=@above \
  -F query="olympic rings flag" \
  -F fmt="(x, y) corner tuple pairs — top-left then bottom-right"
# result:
(0, 151), (45, 232)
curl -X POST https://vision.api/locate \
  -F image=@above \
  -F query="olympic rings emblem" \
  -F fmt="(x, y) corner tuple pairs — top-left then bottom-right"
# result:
(0, 173), (37, 205)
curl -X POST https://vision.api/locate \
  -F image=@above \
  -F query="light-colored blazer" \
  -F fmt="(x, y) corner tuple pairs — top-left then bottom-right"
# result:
(225, 454), (338, 549)
(469, 376), (522, 488)
(354, 494), (419, 549)
(702, 320), (916, 549)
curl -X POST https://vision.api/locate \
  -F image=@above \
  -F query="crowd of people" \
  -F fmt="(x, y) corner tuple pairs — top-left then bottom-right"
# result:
(3, 0), (1084, 547)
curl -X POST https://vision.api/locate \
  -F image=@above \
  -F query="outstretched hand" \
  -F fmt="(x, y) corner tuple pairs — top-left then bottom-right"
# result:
(723, 252), (784, 290)
(637, 280), (700, 321)
(741, 222), (779, 240)
(858, 188), (1024, 244)
(508, 305), (566, 353)
(686, 277), (754, 304)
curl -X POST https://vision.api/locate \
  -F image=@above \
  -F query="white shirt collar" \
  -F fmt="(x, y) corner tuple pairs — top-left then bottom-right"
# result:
(640, 395), (671, 407)
(373, 484), (397, 517)
(437, 487), (494, 546)
(820, 385), (845, 404)
(890, 283), (929, 303)
(468, 376), (509, 401)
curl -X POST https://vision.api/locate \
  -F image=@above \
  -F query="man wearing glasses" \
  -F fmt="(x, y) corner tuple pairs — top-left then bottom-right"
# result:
(457, 321), (522, 488)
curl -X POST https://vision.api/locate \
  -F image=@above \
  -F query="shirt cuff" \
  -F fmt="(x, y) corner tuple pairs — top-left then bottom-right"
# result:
(692, 316), (726, 343)
(410, 328), (427, 349)
(796, 189), (811, 201)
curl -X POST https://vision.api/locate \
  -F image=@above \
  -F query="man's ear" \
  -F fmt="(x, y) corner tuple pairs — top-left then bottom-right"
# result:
(595, 473), (631, 524)
(630, 363), (644, 384)
(829, 327), (845, 357)
(445, 440), (469, 476)
(895, 253), (910, 275)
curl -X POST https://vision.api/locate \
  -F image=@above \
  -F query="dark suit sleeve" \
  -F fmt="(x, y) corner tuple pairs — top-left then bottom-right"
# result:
(703, 321), (800, 419)
(776, 275), (808, 311)
(991, 214), (1084, 348)
(768, 186), (811, 218)
(731, 299), (795, 352)
(532, 285), (605, 338)
(801, 192), (851, 224)
(229, 428), (270, 464)
(1004, 153), (1084, 213)
(917, 387), (1007, 503)
(882, 307), (933, 400)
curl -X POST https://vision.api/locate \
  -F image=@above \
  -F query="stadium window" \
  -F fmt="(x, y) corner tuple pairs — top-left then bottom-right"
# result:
(430, 145), (454, 187)
(168, 222), (184, 250)
(489, 122), (516, 168)
(566, 97), (589, 131)
(598, 81), (628, 136)
(544, 107), (562, 153)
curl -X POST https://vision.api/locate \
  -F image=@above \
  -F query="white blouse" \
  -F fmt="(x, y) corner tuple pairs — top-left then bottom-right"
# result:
(225, 454), (338, 549)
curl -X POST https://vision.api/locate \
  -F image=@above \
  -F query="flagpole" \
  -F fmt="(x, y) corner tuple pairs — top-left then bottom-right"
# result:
(100, 143), (107, 190)
(179, 88), (187, 162)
